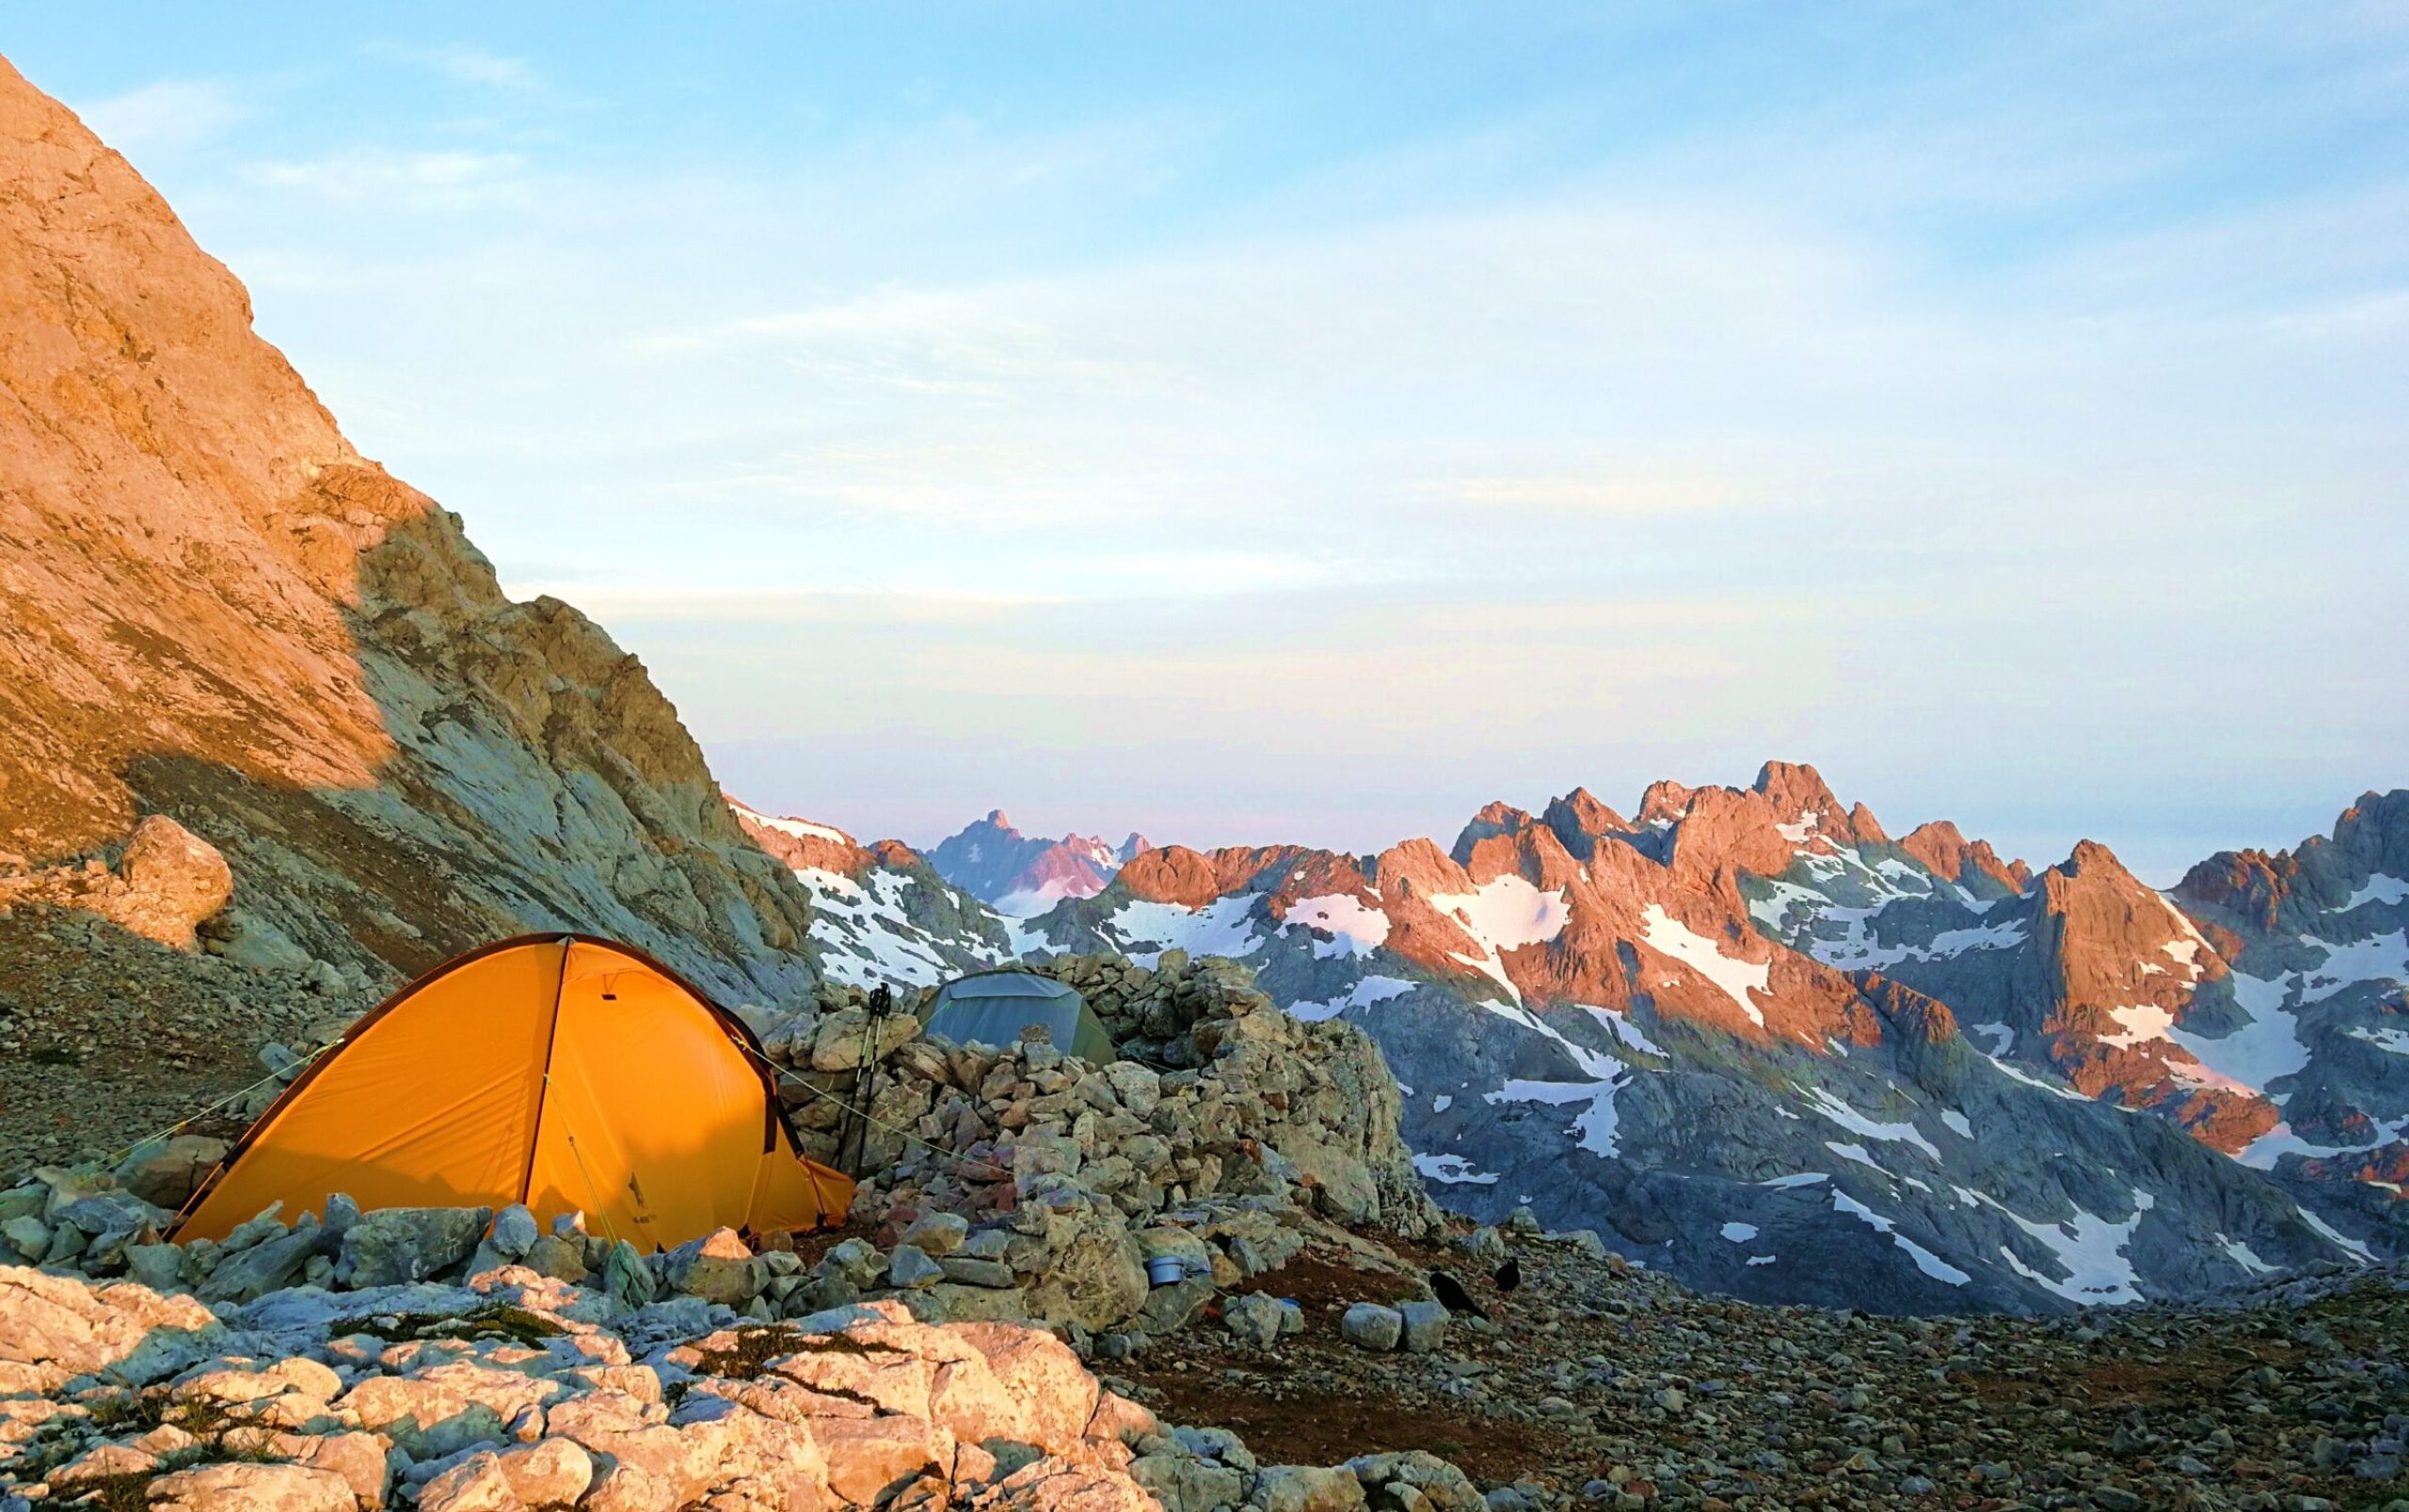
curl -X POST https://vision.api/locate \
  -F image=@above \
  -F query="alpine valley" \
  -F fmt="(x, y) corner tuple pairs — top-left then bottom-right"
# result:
(736, 768), (2409, 1313)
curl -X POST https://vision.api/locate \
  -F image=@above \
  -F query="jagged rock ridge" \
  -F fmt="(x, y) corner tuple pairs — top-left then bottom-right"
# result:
(999, 762), (2404, 1313)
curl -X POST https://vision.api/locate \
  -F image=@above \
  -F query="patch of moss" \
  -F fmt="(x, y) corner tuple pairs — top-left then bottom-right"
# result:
(327, 1303), (565, 1347)
(35, 1471), (153, 1512)
(686, 1325), (806, 1380)
(684, 1324), (902, 1381)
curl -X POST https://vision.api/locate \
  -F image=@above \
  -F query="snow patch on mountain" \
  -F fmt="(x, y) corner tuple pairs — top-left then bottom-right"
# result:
(1831, 1191), (1970, 1286)
(1106, 895), (1267, 965)
(1798, 1086), (1941, 1160)
(1289, 974), (1415, 1022)
(1988, 1196), (2148, 1305)
(1640, 905), (1768, 1023)
(1283, 893), (1392, 957)
(803, 867), (967, 988)
(742, 811), (851, 845)
(1428, 875), (1569, 1005)
(996, 878), (1093, 917)
(1485, 1074), (1627, 1159)
(2343, 874), (2408, 910)
(1413, 1153), (1501, 1186)
(2299, 931), (2409, 1003)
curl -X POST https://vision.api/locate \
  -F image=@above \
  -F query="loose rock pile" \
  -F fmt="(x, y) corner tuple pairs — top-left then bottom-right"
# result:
(1, 1260), (1477, 1512)
(745, 951), (1440, 1337)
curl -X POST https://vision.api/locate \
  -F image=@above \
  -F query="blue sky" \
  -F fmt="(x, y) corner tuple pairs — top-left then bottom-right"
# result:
(14, 5), (2407, 877)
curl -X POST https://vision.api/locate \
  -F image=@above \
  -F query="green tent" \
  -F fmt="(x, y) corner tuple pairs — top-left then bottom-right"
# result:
(923, 970), (1116, 1063)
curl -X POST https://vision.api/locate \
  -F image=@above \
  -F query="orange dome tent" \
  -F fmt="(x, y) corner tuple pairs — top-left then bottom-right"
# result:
(173, 934), (852, 1247)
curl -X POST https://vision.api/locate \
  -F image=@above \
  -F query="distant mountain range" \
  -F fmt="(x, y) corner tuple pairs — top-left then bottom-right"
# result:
(733, 765), (2407, 1313)
(924, 809), (1152, 915)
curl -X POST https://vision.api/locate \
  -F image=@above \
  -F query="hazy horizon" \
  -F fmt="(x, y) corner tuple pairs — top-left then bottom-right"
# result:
(15, 4), (2403, 883)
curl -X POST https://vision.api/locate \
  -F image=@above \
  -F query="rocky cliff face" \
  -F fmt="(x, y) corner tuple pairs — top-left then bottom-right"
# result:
(1002, 763), (2403, 1313)
(0, 58), (817, 1010)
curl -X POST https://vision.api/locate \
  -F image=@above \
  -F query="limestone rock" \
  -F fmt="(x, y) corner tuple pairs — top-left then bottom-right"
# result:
(898, 1210), (968, 1255)
(662, 1226), (760, 1305)
(146, 1461), (356, 1512)
(888, 1244), (944, 1288)
(1222, 1292), (1287, 1350)
(1397, 1298), (1448, 1353)
(115, 1134), (231, 1211)
(1340, 1302), (1404, 1351)
(338, 1206), (490, 1287)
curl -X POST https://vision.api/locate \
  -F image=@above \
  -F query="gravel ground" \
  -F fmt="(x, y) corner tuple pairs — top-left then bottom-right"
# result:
(1110, 1228), (2409, 1512)
(0, 908), (372, 1176)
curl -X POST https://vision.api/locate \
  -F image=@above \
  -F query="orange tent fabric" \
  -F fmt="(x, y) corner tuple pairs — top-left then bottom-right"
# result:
(174, 934), (853, 1247)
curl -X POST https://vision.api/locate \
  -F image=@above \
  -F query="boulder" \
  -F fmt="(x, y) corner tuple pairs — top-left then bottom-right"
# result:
(124, 1242), (185, 1292)
(115, 1134), (231, 1211)
(338, 1206), (490, 1287)
(1222, 1292), (1287, 1350)
(1253, 1464), (1367, 1512)
(487, 1203), (540, 1261)
(603, 1238), (658, 1307)
(1397, 1299), (1448, 1354)
(1135, 1453), (1250, 1512)
(1, 1216), (48, 1265)
(1340, 1303), (1404, 1351)
(662, 1227), (761, 1305)
(938, 1255), (1017, 1289)
(888, 1244), (944, 1288)
(422, 1439), (596, 1512)
(523, 1233), (589, 1284)
(102, 816), (234, 950)
(1019, 1208), (1148, 1331)
(821, 1236), (886, 1289)
(898, 1211), (969, 1255)
(1348, 1452), (1485, 1512)
(199, 1227), (326, 1303)
(1104, 1061), (1163, 1115)
(147, 1462), (355, 1512)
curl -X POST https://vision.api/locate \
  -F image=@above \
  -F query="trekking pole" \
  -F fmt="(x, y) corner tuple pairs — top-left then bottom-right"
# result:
(844, 983), (894, 1177)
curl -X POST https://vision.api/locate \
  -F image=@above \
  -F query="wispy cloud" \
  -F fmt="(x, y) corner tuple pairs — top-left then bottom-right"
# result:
(241, 148), (530, 212)
(77, 78), (247, 156)
(367, 42), (538, 90)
